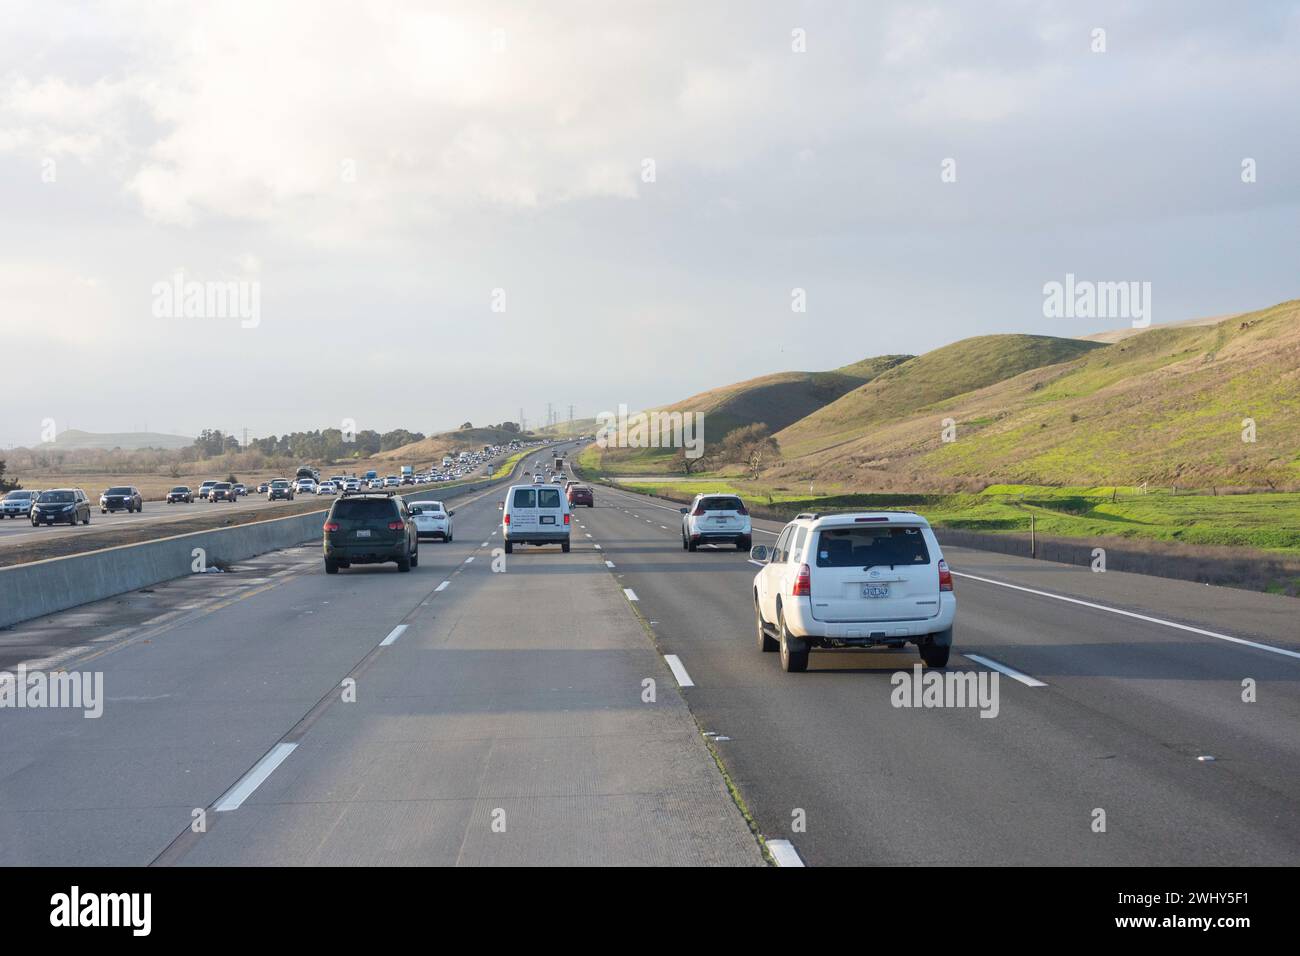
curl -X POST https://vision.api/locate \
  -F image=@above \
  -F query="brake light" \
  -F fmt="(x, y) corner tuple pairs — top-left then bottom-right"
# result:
(387, 521), (405, 530)
(938, 559), (954, 592)
(564, 513), (571, 525)
(792, 563), (811, 597)
(324, 522), (340, 532)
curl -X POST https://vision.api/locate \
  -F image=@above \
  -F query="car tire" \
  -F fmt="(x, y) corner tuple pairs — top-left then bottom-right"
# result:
(736, 536), (751, 551)
(411, 543), (419, 567)
(397, 552), (411, 572)
(755, 596), (778, 653)
(681, 532), (688, 551)
(562, 540), (571, 553)
(687, 536), (697, 552)
(777, 606), (809, 673)
(504, 540), (513, 553)
(324, 558), (339, 574)
(101, 509), (106, 514)
(919, 639), (950, 668)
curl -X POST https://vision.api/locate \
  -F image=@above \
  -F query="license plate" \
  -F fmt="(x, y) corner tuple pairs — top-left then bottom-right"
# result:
(356, 529), (371, 538)
(540, 515), (555, 524)
(862, 584), (890, 598)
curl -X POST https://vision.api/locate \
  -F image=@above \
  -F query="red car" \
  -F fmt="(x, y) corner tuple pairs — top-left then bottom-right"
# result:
(567, 484), (594, 508)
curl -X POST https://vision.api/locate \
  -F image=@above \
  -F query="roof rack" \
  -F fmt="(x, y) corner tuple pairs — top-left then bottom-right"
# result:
(794, 512), (821, 520)
(341, 488), (397, 498)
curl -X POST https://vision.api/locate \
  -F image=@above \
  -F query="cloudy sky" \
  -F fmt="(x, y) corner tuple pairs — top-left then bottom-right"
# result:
(2, 0), (1297, 447)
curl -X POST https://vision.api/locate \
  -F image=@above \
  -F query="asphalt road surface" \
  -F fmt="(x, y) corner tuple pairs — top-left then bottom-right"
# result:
(1, 469), (1296, 866)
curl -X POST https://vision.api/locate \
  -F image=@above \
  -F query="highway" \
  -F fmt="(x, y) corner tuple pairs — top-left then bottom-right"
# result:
(1, 456), (1296, 866)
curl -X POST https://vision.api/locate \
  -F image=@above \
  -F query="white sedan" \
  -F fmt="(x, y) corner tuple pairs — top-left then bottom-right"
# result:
(316, 481), (336, 495)
(294, 478), (317, 494)
(409, 501), (454, 541)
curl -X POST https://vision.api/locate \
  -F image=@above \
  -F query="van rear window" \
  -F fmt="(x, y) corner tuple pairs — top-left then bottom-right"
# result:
(512, 489), (536, 508)
(814, 527), (930, 568)
(537, 488), (562, 509)
(334, 499), (397, 519)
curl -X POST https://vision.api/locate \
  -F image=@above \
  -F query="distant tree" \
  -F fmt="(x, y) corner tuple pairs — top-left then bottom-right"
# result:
(380, 429), (423, 452)
(670, 450), (712, 476)
(460, 421), (473, 430)
(0, 459), (21, 494)
(226, 473), (238, 484)
(168, 461), (181, 479)
(499, 421), (520, 434)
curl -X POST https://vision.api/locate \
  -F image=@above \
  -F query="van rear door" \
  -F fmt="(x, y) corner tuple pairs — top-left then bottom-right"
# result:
(809, 523), (940, 622)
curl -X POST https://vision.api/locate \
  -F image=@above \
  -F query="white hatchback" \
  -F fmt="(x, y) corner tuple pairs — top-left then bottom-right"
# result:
(751, 512), (956, 672)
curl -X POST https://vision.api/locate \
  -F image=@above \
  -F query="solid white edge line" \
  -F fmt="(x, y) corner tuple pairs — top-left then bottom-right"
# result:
(380, 624), (407, 647)
(435, 581), (450, 592)
(214, 742), (298, 812)
(963, 652), (1047, 687)
(663, 653), (694, 688)
(464, 556), (474, 563)
(767, 839), (804, 867)
(952, 571), (1300, 661)
(623, 588), (639, 601)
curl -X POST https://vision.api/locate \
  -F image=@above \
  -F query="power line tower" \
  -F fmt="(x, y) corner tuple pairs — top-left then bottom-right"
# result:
(567, 404), (575, 433)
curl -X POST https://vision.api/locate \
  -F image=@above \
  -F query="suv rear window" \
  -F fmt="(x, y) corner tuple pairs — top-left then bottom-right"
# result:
(512, 488), (536, 508)
(814, 526), (930, 568)
(700, 497), (742, 511)
(537, 488), (562, 509)
(333, 498), (398, 519)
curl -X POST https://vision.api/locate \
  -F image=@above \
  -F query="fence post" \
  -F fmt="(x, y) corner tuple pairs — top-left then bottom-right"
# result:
(1030, 513), (1036, 559)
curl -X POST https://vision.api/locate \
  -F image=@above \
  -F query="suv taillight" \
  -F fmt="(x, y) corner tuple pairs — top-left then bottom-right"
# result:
(387, 521), (405, 530)
(324, 521), (340, 532)
(564, 513), (571, 525)
(503, 513), (510, 525)
(938, 559), (953, 592)
(792, 563), (811, 597)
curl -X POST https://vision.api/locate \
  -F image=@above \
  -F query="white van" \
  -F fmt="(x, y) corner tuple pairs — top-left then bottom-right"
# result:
(502, 483), (571, 553)
(751, 512), (956, 672)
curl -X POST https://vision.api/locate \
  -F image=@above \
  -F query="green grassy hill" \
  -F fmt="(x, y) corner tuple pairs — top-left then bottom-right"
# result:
(768, 300), (1300, 489)
(776, 335), (1104, 458)
(594, 354), (911, 473)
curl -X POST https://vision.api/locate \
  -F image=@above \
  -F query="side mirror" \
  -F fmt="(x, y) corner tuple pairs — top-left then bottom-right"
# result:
(749, 545), (770, 563)
(679, 507), (689, 514)
(497, 501), (504, 510)
(448, 510), (456, 517)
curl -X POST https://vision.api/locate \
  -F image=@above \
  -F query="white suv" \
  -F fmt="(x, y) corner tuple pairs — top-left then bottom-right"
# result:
(751, 512), (956, 672)
(680, 494), (752, 551)
(502, 483), (571, 553)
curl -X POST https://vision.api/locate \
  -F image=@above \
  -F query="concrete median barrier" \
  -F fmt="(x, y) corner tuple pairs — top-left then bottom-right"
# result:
(0, 471), (510, 631)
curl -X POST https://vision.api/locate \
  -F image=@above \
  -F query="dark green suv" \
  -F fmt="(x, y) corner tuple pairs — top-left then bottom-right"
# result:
(322, 492), (419, 574)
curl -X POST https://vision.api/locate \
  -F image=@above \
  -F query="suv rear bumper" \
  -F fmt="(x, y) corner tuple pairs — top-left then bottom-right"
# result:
(324, 542), (407, 563)
(784, 594), (956, 645)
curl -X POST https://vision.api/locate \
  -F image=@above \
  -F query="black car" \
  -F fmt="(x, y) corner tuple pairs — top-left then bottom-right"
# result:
(31, 488), (91, 526)
(209, 482), (238, 503)
(166, 486), (194, 503)
(100, 486), (143, 513)
(322, 492), (418, 574)
(267, 479), (294, 501)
